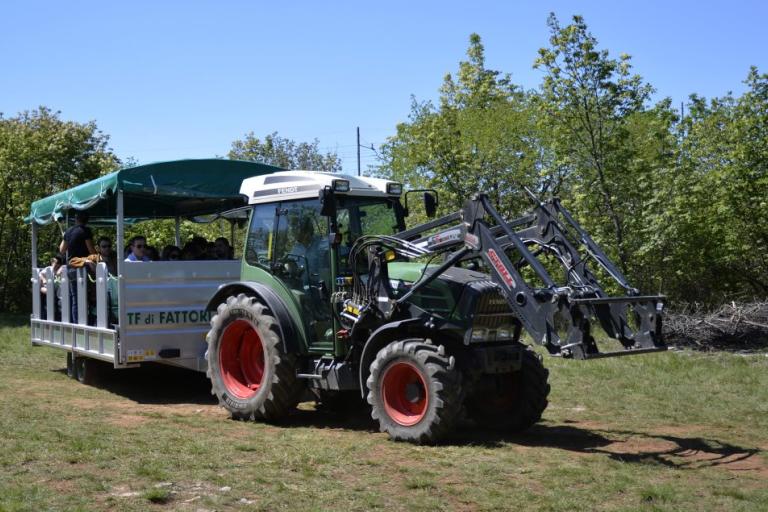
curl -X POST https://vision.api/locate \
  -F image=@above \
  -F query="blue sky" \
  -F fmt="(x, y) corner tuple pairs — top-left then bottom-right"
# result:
(2, 1), (766, 173)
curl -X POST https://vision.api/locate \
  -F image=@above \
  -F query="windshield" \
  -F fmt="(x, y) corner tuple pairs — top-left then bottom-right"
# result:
(336, 196), (404, 274)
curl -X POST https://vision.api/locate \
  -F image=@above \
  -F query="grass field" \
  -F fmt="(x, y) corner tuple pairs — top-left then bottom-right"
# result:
(1, 314), (767, 511)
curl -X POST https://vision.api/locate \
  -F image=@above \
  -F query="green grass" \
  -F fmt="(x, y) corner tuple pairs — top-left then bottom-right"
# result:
(1, 313), (767, 511)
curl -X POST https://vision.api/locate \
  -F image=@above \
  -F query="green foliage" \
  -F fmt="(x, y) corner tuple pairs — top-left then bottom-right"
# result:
(228, 131), (342, 172)
(646, 69), (768, 301)
(377, 16), (768, 305)
(377, 33), (541, 220)
(534, 13), (660, 277)
(0, 107), (119, 311)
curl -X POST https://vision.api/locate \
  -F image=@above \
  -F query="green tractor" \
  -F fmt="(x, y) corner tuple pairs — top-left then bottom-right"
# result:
(205, 170), (666, 443)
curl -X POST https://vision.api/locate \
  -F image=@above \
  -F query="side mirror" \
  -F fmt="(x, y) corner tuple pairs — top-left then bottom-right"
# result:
(404, 188), (439, 217)
(319, 187), (337, 217)
(424, 192), (437, 218)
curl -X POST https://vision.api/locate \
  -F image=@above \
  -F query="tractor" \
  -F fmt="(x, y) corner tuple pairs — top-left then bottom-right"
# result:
(28, 160), (665, 444)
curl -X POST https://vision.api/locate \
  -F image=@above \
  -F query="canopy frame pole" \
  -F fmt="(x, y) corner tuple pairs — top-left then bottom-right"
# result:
(116, 190), (125, 364)
(175, 217), (181, 247)
(31, 222), (38, 271)
(31, 222), (40, 320)
(117, 190), (124, 280)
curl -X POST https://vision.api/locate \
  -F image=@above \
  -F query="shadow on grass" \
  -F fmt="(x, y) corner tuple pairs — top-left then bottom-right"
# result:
(282, 406), (379, 433)
(54, 362), (217, 406)
(0, 313), (32, 328)
(52, 359), (762, 471)
(454, 422), (762, 470)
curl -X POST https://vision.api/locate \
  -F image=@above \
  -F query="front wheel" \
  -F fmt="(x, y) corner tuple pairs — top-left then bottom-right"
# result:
(205, 294), (303, 422)
(366, 339), (463, 444)
(467, 346), (550, 431)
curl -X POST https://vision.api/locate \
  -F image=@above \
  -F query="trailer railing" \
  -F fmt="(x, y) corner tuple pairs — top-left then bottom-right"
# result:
(31, 262), (117, 363)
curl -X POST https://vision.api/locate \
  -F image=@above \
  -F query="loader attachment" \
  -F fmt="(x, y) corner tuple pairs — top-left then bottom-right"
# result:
(353, 190), (666, 360)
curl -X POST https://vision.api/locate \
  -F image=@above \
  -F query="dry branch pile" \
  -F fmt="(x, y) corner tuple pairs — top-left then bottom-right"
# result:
(664, 302), (768, 350)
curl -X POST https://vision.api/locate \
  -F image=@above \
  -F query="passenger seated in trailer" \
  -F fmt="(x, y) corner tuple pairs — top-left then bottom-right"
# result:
(125, 236), (151, 262)
(181, 241), (203, 260)
(39, 253), (65, 321)
(205, 242), (217, 259)
(146, 245), (160, 262)
(161, 245), (182, 261)
(214, 237), (233, 259)
(96, 237), (117, 275)
(39, 253), (65, 296)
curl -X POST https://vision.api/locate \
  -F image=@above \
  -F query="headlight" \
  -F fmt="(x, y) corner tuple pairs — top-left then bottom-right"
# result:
(497, 328), (511, 340)
(471, 329), (486, 342)
(386, 182), (403, 195)
(332, 179), (350, 192)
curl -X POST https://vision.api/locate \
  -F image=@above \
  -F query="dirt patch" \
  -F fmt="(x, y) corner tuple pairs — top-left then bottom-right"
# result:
(70, 397), (226, 419)
(600, 437), (678, 455)
(108, 413), (149, 428)
(577, 424), (767, 475)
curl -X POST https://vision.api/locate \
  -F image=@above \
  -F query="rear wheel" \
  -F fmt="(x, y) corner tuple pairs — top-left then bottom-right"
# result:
(206, 294), (303, 422)
(74, 356), (102, 385)
(367, 339), (463, 444)
(467, 346), (550, 431)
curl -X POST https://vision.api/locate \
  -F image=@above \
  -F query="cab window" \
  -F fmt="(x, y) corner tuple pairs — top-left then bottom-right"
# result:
(244, 203), (276, 268)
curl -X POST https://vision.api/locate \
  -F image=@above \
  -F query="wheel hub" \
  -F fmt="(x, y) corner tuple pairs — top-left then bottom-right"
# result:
(380, 361), (429, 426)
(218, 319), (265, 399)
(404, 382), (424, 403)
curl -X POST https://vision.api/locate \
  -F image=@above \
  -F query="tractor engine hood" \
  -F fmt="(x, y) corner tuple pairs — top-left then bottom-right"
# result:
(386, 262), (513, 324)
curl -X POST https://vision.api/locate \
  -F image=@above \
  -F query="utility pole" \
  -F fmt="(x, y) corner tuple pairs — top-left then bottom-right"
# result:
(356, 126), (361, 176)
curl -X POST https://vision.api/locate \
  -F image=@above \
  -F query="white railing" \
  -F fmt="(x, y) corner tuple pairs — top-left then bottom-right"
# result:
(31, 262), (112, 327)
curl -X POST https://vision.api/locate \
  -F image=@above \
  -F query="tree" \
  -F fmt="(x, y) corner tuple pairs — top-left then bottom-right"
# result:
(229, 132), (342, 172)
(377, 34), (542, 219)
(0, 107), (119, 311)
(534, 14), (659, 276)
(651, 69), (768, 302)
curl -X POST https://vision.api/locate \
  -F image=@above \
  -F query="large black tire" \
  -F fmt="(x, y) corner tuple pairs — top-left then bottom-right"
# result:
(467, 346), (550, 431)
(206, 294), (303, 422)
(366, 339), (463, 444)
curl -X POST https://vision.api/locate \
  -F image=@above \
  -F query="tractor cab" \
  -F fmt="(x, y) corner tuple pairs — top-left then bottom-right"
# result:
(238, 171), (408, 353)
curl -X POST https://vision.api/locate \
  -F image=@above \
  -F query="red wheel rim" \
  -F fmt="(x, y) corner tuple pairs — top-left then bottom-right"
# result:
(381, 361), (429, 426)
(219, 319), (265, 399)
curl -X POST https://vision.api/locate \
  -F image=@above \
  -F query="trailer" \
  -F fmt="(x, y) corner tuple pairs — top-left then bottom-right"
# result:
(27, 159), (279, 377)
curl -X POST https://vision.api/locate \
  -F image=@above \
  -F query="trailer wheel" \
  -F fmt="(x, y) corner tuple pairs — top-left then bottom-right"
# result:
(66, 352), (75, 379)
(467, 346), (550, 432)
(74, 357), (100, 385)
(367, 339), (463, 444)
(206, 294), (303, 422)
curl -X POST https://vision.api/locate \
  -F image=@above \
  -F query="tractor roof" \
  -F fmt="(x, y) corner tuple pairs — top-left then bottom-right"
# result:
(241, 171), (402, 205)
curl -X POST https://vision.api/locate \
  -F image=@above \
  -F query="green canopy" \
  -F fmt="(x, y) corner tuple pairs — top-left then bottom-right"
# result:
(26, 159), (284, 225)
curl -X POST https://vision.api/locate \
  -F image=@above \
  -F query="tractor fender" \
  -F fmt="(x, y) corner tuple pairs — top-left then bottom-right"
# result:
(206, 281), (304, 355)
(358, 318), (427, 398)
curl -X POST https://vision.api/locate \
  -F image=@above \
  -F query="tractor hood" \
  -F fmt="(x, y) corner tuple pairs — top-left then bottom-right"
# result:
(387, 262), (503, 321)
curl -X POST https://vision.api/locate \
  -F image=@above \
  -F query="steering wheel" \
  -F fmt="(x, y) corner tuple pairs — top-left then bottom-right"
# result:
(275, 253), (308, 280)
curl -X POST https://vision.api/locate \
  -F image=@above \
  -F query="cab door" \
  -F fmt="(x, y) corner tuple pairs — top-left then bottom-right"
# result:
(242, 199), (335, 354)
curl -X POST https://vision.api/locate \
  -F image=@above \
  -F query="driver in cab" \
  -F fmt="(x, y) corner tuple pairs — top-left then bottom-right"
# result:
(289, 215), (329, 284)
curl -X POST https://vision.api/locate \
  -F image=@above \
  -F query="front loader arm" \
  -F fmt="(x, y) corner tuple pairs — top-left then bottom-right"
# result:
(353, 192), (666, 360)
